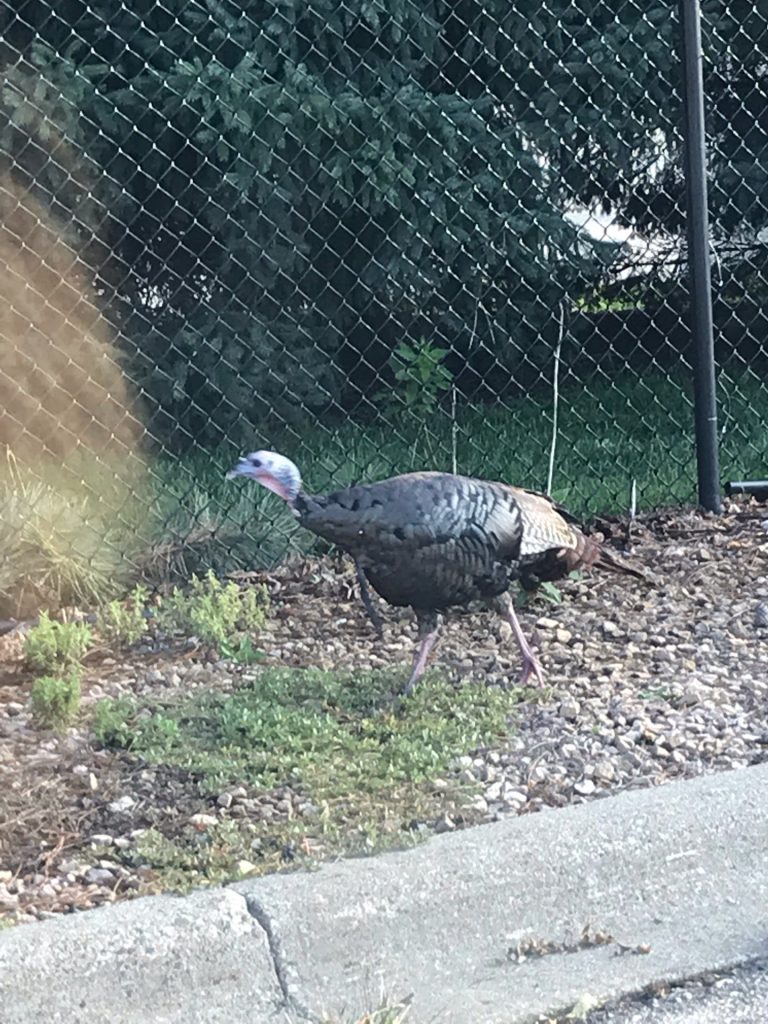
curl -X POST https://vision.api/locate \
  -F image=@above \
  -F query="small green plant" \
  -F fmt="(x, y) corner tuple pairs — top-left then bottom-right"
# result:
(539, 581), (563, 605)
(24, 611), (92, 673)
(220, 635), (267, 664)
(96, 584), (149, 646)
(155, 570), (268, 651)
(93, 697), (182, 751)
(384, 339), (453, 418)
(29, 672), (81, 730)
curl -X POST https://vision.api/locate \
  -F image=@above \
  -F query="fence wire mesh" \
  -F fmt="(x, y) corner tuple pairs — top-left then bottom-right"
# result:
(0, 0), (767, 613)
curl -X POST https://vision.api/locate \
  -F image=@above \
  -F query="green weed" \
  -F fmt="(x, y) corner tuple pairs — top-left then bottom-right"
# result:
(24, 611), (92, 673)
(96, 584), (149, 646)
(29, 672), (81, 731)
(154, 570), (268, 652)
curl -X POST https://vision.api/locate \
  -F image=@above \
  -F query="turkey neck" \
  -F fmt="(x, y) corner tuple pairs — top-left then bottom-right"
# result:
(290, 483), (388, 553)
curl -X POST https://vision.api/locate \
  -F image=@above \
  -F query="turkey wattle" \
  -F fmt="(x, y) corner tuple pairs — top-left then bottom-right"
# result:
(227, 451), (643, 694)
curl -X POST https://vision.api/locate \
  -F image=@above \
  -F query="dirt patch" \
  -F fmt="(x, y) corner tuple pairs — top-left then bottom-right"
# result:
(2, 501), (768, 924)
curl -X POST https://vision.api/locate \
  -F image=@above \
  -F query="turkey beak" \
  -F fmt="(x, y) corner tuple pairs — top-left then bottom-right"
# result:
(226, 458), (253, 481)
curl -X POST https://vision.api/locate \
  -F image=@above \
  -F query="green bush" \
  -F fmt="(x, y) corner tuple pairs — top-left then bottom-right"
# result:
(24, 611), (92, 673)
(30, 672), (81, 731)
(97, 584), (149, 646)
(155, 570), (268, 652)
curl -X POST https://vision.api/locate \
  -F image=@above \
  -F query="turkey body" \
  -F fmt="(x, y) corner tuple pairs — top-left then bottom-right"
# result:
(295, 472), (526, 610)
(227, 452), (643, 693)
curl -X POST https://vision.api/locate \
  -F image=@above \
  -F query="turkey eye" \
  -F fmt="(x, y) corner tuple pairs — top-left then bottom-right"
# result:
(251, 458), (262, 468)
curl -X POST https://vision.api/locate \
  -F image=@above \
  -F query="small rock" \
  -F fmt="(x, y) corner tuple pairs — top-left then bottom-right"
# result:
(560, 698), (581, 721)
(602, 621), (620, 636)
(432, 778), (449, 791)
(755, 602), (768, 628)
(0, 884), (19, 911)
(462, 795), (488, 815)
(485, 781), (504, 802)
(434, 813), (456, 834)
(84, 867), (114, 886)
(235, 860), (258, 876)
(5, 701), (23, 717)
(594, 763), (616, 783)
(496, 621), (513, 643)
(574, 779), (596, 796)
(458, 769), (476, 785)
(107, 795), (135, 814)
(680, 686), (702, 706)
(217, 793), (234, 809)
(145, 669), (165, 685)
(89, 834), (114, 847)
(536, 617), (560, 630)
(189, 813), (218, 829)
(453, 755), (473, 771)
(555, 628), (573, 645)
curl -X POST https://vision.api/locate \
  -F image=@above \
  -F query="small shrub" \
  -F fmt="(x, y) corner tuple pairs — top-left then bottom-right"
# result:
(24, 611), (92, 673)
(220, 635), (266, 664)
(381, 339), (453, 418)
(155, 570), (268, 651)
(97, 584), (149, 646)
(30, 672), (81, 730)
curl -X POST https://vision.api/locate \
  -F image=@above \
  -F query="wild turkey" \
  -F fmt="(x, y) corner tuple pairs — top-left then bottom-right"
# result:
(227, 451), (643, 694)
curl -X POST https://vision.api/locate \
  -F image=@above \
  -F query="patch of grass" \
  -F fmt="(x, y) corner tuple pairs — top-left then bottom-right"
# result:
(24, 611), (92, 673)
(93, 666), (516, 793)
(93, 667), (521, 886)
(29, 672), (81, 731)
(154, 569), (269, 652)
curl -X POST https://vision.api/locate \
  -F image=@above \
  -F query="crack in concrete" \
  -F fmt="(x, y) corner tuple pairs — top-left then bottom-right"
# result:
(242, 893), (321, 1023)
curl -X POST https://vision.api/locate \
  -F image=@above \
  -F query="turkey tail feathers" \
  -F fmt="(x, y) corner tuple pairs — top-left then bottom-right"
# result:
(563, 529), (649, 582)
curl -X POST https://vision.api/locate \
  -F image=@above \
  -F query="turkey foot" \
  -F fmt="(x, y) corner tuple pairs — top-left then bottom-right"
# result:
(495, 594), (545, 687)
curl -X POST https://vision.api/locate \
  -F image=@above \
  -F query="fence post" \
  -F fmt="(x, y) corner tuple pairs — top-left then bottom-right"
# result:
(679, 0), (722, 513)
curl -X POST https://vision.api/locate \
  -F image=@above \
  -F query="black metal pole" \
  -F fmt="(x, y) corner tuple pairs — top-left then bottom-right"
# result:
(679, 0), (721, 513)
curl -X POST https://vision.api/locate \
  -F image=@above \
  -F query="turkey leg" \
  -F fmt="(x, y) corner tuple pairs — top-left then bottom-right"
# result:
(402, 612), (440, 696)
(496, 593), (545, 687)
(354, 559), (384, 637)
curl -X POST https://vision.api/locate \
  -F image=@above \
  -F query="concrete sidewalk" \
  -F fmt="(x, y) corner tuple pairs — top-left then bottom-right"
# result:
(2, 764), (768, 1023)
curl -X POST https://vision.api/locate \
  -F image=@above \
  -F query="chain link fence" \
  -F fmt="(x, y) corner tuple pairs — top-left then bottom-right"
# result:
(0, 0), (767, 612)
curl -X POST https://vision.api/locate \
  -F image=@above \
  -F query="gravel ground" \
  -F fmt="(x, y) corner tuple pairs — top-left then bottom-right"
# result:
(2, 501), (768, 924)
(578, 958), (768, 1023)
